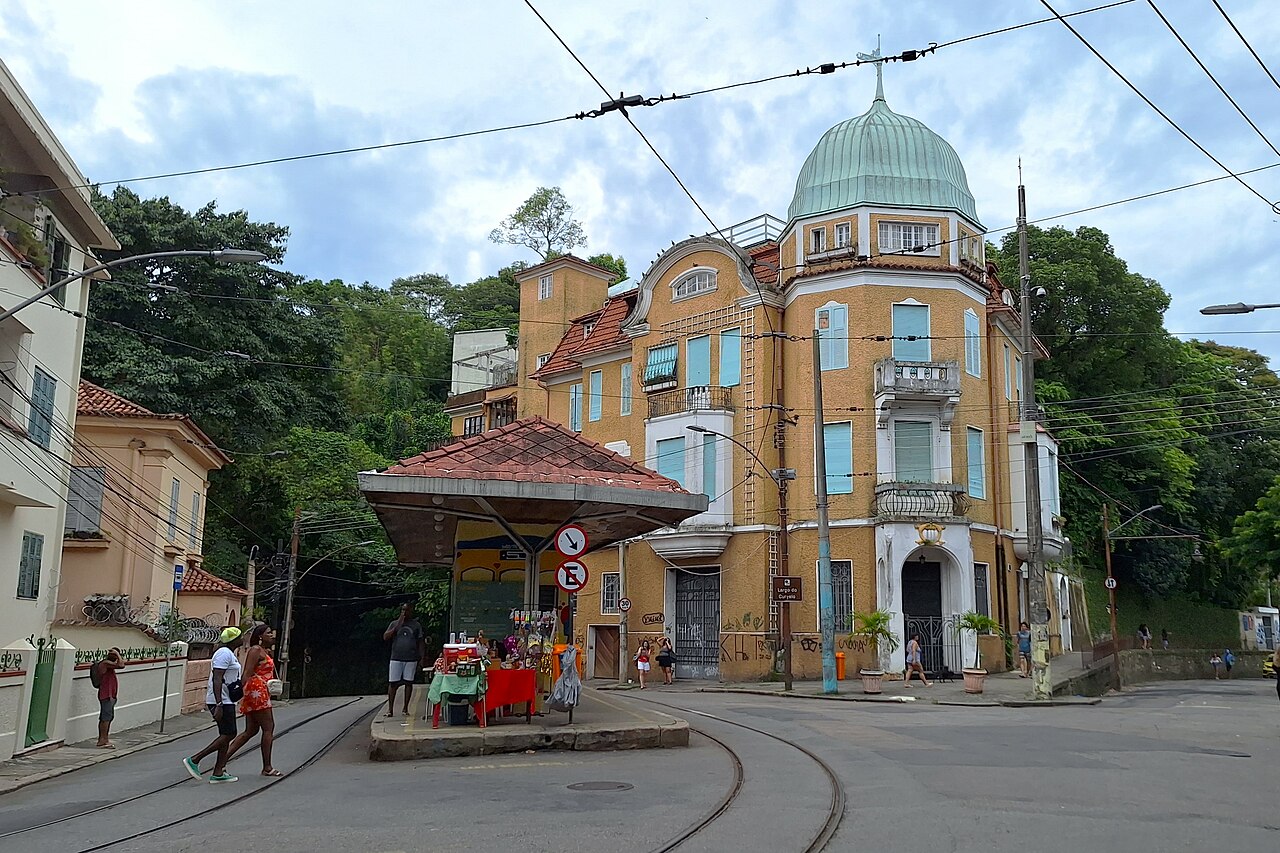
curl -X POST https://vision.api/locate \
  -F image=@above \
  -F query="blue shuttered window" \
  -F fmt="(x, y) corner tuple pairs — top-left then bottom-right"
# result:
(189, 492), (202, 549)
(816, 304), (848, 371)
(168, 478), (180, 541)
(620, 364), (632, 415)
(656, 437), (685, 487)
(17, 532), (43, 599)
(588, 370), (603, 422)
(28, 368), (56, 450)
(719, 328), (741, 387)
(569, 384), (583, 432)
(644, 343), (678, 387)
(966, 427), (986, 499)
(892, 303), (930, 362)
(687, 335), (711, 386)
(66, 466), (106, 534)
(894, 421), (933, 483)
(1004, 345), (1013, 400)
(823, 422), (853, 495)
(964, 309), (981, 377)
(702, 434), (717, 499)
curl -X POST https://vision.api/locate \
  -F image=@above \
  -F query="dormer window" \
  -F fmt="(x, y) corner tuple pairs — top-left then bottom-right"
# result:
(671, 269), (716, 301)
(879, 221), (940, 256)
(583, 321), (595, 339)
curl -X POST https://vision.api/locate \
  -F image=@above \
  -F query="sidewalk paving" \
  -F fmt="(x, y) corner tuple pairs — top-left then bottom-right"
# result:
(0, 710), (212, 795)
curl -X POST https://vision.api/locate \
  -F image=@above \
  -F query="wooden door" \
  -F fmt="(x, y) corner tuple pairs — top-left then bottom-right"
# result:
(593, 626), (619, 679)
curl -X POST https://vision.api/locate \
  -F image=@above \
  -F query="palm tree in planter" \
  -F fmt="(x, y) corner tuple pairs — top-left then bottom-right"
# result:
(953, 611), (1003, 694)
(850, 610), (900, 694)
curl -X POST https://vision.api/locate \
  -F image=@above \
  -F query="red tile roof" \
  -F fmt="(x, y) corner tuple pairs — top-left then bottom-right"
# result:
(180, 565), (247, 596)
(385, 416), (689, 493)
(77, 381), (232, 465)
(785, 256), (987, 288)
(531, 291), (636, 379)
(748, 242), (780, 286)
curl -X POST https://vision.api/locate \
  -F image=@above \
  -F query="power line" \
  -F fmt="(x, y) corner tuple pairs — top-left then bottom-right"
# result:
(1038, 0), (1274, 208)
(1145, 0), (1280, 159)
(1209, 0), (1280, 95)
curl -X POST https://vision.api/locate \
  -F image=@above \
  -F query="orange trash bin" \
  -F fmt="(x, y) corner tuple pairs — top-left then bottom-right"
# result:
(835, 651), (846, 681)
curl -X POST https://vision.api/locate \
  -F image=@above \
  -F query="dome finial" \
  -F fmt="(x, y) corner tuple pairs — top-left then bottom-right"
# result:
(856, 34), (886, 102)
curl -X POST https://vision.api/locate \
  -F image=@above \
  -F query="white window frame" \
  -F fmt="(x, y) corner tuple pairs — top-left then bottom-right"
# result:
(536, 353), (552, 370)
(878, 220), (941, 256)
(964, 309), (982, 378)
(568, 383), (583, 432)
(671, 268), (717, 301)
(974, 562), (991, 618)
(828, 559), (853, 633)
(1004, 344), (1012, 400)
(189, 492), (201, 550)
(834, 222), (851, 249)
(810, 227), (826, 255)
(601, 572), (621, 614)
(463, 414), (484, 436)
(816, 302), (848, 371)
(620, 363), (632, 416)
(588, 369), (603, 422)
(168, 478), (180, 541)
(538, 274), (553, 300)
(891, 300), (931, 362)
(893, 420), (934, 484)
(966, 426), (986, 500)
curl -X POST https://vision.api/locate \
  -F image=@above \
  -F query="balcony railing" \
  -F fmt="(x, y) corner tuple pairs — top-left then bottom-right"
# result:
(874, 358), (961, 396)
(872, 482), (970, 521)
(647, 386), (735, 419)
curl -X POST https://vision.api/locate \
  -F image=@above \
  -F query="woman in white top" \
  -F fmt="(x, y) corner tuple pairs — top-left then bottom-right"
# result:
(903, 633), (932, 687)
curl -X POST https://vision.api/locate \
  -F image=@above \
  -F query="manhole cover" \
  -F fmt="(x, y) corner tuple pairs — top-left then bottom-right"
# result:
(567, 781), (634, 791)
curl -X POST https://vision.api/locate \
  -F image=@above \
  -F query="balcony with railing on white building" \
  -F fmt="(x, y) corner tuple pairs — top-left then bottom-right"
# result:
(873, 358), (961, 427)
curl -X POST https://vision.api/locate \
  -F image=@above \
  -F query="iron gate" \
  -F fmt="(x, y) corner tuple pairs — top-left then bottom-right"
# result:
(904, 615), (962, 675)
(674, 570), (720, 679)
(24, 636), (56, 747)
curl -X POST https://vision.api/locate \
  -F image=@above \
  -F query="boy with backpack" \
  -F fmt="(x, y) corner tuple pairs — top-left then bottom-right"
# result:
(91, 648), (125, 748)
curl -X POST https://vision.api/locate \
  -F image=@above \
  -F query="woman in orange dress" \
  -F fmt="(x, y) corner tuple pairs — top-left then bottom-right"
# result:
(226, 624), (282, 776)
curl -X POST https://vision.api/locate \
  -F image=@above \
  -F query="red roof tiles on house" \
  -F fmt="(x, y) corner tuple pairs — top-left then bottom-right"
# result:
(77, 381), (232, 465)
(531, 292), (636, 379)
(748, 242), (780, 286)
(181, 565), (248, 596)
(385, 416), (689, 493)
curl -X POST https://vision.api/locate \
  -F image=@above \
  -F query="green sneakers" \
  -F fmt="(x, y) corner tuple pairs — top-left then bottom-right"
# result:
(182, 757), (203, 781)
(208, 773), (238, 784)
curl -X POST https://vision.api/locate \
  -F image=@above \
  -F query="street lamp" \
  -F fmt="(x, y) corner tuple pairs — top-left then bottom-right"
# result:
(278, 539), (375, 690)
(0, 248), (270, 323)
(1200, 302), (1280, 315)
(686, 425), (798, 690)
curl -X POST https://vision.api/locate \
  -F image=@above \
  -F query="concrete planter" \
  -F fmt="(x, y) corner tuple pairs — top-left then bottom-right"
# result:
(962, 667), (987, 694)
(859, 669), (884, 694)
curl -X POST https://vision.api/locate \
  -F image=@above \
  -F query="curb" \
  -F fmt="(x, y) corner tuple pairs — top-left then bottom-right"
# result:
(368, 718), (690, 761)
(0, 718), (212, 796)
(694, 686), (1100, 708)
(697, 687), (918, 703)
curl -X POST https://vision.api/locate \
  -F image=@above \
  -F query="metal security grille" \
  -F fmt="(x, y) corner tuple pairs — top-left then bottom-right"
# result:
(904, 614), (962, 675)
(674, 569), (720, 679)
(831, 560), (852, 633)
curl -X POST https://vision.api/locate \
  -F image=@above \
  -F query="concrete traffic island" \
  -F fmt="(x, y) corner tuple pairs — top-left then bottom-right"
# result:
(368, 688), (688, 761)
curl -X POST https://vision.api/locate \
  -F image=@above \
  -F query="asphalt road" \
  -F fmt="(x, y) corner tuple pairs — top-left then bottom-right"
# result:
(0, 680), (1276, 852)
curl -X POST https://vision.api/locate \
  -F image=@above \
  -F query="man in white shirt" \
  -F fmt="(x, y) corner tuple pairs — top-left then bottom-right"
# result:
(183, 627), (245, 783)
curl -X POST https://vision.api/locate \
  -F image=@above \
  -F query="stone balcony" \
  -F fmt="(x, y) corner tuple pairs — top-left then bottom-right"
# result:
(873, 358), (961, 427)
(872, 481), (970, 522)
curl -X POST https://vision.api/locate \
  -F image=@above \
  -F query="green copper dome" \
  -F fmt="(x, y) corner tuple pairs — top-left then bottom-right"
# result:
(787, 94), (980, 224)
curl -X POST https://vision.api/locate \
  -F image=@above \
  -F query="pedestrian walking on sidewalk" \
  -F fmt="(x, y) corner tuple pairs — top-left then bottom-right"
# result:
(1138, 624), (1152, 650)
(1210, 653), (1223, 679)
(1223, 649), (1235, 679)
(1016, 622), (1032, 678)
(93, 648), (125, 748)
(1160, 627), (1169, 650)
(184, 627), (244, 784)
(656, 637), (675, 685)
(903, 634), (931, 687)
(383, 602), (425, 719)
(224, 624), (282, 776)
(634, 640), (652, 689)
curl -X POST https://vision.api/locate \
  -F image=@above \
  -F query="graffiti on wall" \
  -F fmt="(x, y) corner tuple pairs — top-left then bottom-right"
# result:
(641, 612), (664, 625)
(797, 635), (869, 654)
(718, 633), (775, 662)
(721, 612), (767, 632)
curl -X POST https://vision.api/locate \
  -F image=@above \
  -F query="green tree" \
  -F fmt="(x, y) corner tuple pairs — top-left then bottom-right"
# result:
(488, 186), (586, 259)
(586, 252), (628, 284)
(1224, 481), (1280, 583)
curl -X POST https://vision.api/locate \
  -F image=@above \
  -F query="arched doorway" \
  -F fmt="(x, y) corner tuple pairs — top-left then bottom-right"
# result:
(901, 546), (965, 674)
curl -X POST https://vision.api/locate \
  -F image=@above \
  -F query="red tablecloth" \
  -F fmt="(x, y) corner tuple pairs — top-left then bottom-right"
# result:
(485, 668), (537, 713)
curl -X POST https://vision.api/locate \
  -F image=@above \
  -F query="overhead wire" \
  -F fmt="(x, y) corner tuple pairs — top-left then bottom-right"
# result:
(1208, 0), (1280, 96)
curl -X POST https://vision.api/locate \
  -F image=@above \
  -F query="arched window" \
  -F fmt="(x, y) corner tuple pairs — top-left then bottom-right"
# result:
(671, 268), (716, 300)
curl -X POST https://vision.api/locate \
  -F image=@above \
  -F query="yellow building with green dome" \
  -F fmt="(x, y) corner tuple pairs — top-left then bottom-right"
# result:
(446, 74), (1075, 683)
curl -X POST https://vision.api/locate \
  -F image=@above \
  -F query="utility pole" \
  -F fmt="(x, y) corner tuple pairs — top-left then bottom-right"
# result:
(1018, 178), (1051, 700)
(158, 562), (182, 733)
(617, 542), (628, 685)
(1102, 503), (1121, 692)
(245, 546), (258, 625)
(278, 508), (301, 694)
(776, 452), (794, 692)
(812, 333), (838, 694)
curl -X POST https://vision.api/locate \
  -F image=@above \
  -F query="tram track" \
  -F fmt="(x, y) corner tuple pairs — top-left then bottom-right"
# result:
(0, 696), (367, 843)
(633, 694), (845, 853)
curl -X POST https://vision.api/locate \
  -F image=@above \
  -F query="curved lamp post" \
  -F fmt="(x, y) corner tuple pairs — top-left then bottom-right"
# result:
(1200, 302), (1280, 315)
(686, 424), (798, 690)
(278, 539), (375, 689)
(0, 248), (270, 323)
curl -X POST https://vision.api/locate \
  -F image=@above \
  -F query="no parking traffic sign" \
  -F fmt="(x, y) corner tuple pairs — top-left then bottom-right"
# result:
(556, 560), (589, 593)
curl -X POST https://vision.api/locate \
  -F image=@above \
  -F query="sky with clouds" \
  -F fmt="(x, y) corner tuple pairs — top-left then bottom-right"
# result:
(2, 0), (1279, 363)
